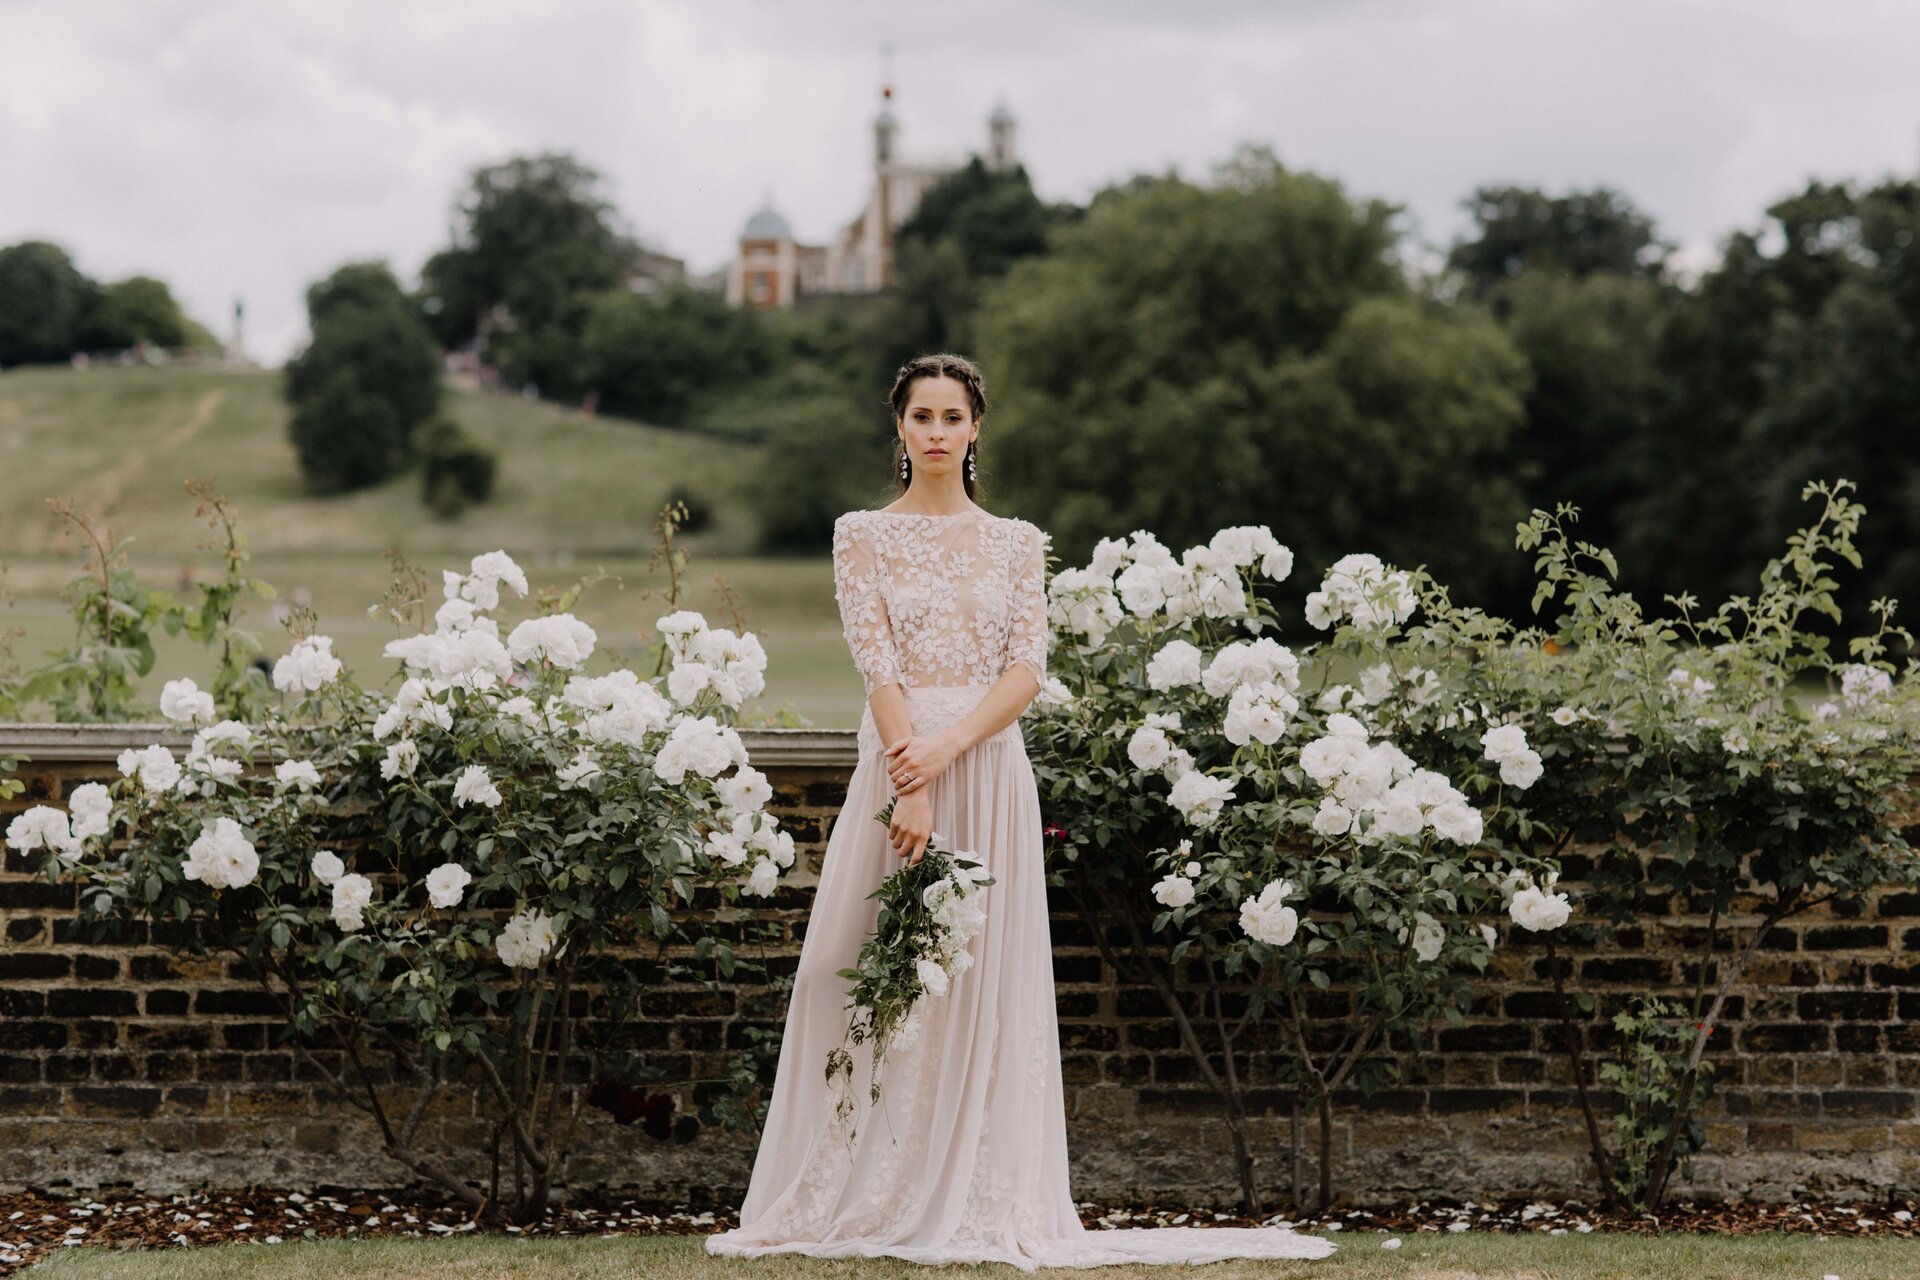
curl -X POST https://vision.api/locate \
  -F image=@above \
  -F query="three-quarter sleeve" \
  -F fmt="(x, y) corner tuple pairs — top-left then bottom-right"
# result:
(832, 514), (906, 698)
(1005, 521), (1050, 685)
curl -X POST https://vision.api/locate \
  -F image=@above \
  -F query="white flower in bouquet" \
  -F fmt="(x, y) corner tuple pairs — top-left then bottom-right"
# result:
(425, 862), (472, 909)
(276, 760), (323, 791)
(380, 740), (420, 780)
(915, 956), (951, 997)
(1238, 879), (1299, 947)
(495, 908), (557, 968)
(311, 849), (345, 885)
(452, 765), (503, 808)
(67, 783), (112, 841)
(507, 614), (597, 669)
(331, 872), (374, 932)
(1224, 680), (1298, 746)
(1509, 884), (1571, 931)
(273, 636), (344, 694)
(742, 855), (781, 897)
(1151, 873), (1196, 908)
(890, 1009), (923, 1052)
(117, 744), (182, 792)
(556, 752), (603, 790)
(1840, 663), (1893, 708)
(654, 716), (747, 785)
(159, 677), (216, 724)
(183, 817), (259, 890)
(6, 807), (80, 862)
(1168, 769), (1236, 827)
(1145, 639), (1204, 691)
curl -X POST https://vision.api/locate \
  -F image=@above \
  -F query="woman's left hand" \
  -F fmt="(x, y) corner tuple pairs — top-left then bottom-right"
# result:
(884, 733), (959, 796)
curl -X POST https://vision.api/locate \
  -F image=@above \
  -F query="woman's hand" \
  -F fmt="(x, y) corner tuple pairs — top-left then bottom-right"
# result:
(888, 789), (934, 866)
(884, 732), (959, 797)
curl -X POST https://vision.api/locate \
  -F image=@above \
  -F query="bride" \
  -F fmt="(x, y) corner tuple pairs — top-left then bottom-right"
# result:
(705, 354), (1335, 1269)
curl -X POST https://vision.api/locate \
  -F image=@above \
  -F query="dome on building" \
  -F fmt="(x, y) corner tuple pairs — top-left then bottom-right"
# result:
(742, 203), (791, 241)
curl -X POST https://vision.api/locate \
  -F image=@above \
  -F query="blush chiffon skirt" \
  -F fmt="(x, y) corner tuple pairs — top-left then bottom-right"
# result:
(704, 683), (1336, 1270)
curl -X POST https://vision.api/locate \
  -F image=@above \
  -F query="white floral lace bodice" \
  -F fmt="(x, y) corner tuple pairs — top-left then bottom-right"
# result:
(831, 508), (1050, 698)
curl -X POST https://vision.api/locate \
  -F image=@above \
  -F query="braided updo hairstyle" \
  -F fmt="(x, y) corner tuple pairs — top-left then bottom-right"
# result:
(888, 353), (987, 500)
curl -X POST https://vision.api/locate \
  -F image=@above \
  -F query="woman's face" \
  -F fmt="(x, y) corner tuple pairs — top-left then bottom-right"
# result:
(898, 375), (978, 478)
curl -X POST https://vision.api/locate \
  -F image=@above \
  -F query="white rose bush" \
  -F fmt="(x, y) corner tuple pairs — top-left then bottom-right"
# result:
(1025, 480), (1920, 1216)
(9, 544), (798, 1225)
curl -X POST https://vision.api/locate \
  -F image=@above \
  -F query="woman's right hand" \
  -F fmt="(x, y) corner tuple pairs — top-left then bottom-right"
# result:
(888, 789), (933, 866)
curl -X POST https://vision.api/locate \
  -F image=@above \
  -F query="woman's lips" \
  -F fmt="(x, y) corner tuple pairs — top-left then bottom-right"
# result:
(927, 449), (948, 457)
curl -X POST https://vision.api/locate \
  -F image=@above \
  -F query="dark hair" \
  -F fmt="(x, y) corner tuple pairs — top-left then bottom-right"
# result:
(888, 353), (987, 499)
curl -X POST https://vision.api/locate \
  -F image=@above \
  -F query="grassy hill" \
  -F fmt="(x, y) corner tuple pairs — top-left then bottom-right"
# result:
(0, 365), (866, 728)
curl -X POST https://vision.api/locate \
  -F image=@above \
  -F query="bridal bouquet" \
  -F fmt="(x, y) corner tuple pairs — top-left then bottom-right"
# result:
(825, 799), (994, 1139)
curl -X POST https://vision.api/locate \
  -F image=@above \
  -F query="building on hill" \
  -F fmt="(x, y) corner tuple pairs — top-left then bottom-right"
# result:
(726, 88), (1019, 310)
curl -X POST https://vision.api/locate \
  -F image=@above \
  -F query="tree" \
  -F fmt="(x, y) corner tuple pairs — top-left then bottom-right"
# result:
(283, 262), (441, 493)
(83, 275), (191, 349)
(578, 285), (769, 425)
(1450, 186), (1669, 298)
(976, 147), (1529, 603)
(0, 241), (100, 366)
(418, 152), (637, 397)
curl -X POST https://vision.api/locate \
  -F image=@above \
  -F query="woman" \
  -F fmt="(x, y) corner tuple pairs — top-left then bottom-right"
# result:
(705, 354), (1334, 1269)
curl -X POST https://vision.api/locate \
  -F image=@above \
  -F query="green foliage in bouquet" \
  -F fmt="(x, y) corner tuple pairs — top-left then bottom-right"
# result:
(825, 799), (993, 1144)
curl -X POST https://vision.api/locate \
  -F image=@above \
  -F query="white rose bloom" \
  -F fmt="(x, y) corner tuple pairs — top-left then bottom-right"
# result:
(1223, 680), (1296, 746)
(462, 551), (529, 609)
(556, 752), (603, 790)
(1721, 730), (1750, 754)
(1033, 675), (1074, 706)
(1127, 726), (1173, 772)
(1510, 885), (1572, 931)
(507, 614), (598, 670)
(434, 597), (482, 633)
(182, 817), (259, 890)
(1238, 891), (1299, 947)
(494, 908), (557, 968)
(497, 695), (540, 726)
(739, 854), (780, 897)
(1429, 801), (1484, 846)
(1151, 874), (1196, 908)
(331, 872), (374, 932)
(1498, 750), (1544, 790)
(1167, 769), (1236, 826)
(1359, 664), (1395, 705)
(891, 1009), (924, 1052)
(276, 760), (323, 791)
(1311, 798), (1353, 837)
(1410, 914), (1446, 963)
(916, 956), (951, 997)
(1114, 560), (1172, 620)
(1479, 723), (1530, 762)
(1374, 791), (1427, 839)
(655, 716), (748, 786)
(1300, 732), (1368, 786)
(759, 825), (797, 869)
(381, 740), (421, 780)
(311, 849), (346, 885)
(1184, 859), (1203, 877)
(716, 766), (774, 816)
(1550, 706), (1580, 726)
(425, 862), (472, 909)
(1160, 747), (1195, 781)
(1145, 639), (1205, 691)
(273, 636), (343, 694)
(656, 610), (708, 641)
(704, 819), (752, 867)
(6, 806), (80, 861)
(452, 765), (504, 808)
(1479, 923), (1499, 950)
(67, 783), (112, 841)
(159, 678), (216, 725)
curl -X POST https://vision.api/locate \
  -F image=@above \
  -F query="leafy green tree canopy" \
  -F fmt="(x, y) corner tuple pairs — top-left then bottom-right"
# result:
(1450, 186), (1670, 296)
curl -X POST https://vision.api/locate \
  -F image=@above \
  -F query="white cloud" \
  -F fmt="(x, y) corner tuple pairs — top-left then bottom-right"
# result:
(2, 0), (1917, 365)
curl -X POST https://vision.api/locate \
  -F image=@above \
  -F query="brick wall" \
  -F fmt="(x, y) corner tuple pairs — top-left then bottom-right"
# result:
(2, 725), (1916, 1205)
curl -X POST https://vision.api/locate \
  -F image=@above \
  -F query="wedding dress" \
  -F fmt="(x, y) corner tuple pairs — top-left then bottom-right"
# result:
(704, 508), (1335, 1270)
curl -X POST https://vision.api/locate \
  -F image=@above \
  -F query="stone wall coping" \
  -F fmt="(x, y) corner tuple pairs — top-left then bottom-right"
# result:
(0, 723), (860, 768)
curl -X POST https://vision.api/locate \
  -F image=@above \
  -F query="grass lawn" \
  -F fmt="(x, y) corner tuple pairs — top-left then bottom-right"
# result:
(28, 1230), (1913, 1278)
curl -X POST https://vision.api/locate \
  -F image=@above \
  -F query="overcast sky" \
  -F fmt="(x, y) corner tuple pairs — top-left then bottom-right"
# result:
(4, 0), (1918, 364)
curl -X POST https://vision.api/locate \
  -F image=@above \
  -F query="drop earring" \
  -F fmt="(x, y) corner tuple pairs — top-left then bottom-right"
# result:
(899, 449), (910, 482)
(965, 443), (977, 484)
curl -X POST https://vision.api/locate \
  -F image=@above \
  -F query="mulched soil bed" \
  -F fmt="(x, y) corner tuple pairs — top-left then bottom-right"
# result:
(2, 1187), (1915, 1274)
